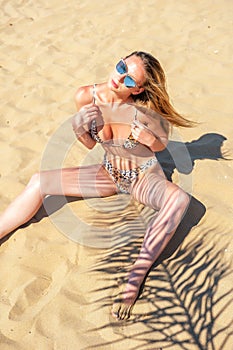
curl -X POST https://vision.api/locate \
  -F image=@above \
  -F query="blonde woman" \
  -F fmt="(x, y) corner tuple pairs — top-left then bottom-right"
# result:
(0, 51), (193, 320)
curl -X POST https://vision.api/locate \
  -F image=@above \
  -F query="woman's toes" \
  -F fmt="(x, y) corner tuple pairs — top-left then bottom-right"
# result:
(111, 303), (132, 321)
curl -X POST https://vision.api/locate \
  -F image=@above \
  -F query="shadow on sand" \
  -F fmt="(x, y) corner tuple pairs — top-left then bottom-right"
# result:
(90, 217), (233, 350)
(1, 133), (232, 349)
(83, 133), (232, 349)
(156, 132), (227, 181)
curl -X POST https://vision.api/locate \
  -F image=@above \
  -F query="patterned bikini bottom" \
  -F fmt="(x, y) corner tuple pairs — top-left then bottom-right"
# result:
(103, 155), (157, 194)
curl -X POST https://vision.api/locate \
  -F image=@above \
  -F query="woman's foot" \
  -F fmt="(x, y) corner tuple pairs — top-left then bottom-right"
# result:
(111, 265), (146, 320)
(111, 282), (140, 320)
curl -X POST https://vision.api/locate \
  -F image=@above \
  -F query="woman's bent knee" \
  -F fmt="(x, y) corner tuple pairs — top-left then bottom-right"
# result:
(175, 188), (190, 211)
(27, 172), (44, 196)
(27, 171), (61, 196)
(28, 172), (40, 187)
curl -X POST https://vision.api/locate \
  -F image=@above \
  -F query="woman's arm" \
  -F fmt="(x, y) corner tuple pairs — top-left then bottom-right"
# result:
(147, 133), (168, 152)
(72, 113), (96, 150)
(73, 86), (98, 149)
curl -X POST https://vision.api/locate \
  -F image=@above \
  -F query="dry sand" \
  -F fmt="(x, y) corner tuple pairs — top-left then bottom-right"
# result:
(0, 0), (233, 349)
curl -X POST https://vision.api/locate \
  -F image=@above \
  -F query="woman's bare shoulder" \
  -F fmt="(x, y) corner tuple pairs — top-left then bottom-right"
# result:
(74, 85), (93, 110)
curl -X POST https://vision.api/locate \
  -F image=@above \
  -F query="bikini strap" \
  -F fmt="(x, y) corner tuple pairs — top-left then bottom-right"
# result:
(90, 84), (103, 143)
(93, 83), (97, 104)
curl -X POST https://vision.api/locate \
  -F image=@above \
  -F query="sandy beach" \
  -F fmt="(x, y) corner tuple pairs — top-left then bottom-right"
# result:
(0, 0), (233, 349)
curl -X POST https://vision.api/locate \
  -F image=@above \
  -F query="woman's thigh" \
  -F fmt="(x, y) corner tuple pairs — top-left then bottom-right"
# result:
(130, 171), (183, 211)
(39, 164), (118, 198)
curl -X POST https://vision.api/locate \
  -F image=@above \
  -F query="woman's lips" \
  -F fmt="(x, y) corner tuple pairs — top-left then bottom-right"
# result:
(111, 79), (118, 88)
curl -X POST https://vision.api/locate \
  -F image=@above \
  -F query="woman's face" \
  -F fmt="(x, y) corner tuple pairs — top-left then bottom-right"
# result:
(108, 55), (146, 95)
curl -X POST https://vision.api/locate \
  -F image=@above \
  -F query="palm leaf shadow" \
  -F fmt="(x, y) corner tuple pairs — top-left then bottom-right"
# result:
(32, 132), (231, 349)
(85, 133), (232, 349)
(88, 216), (233, 350)
(1, 133), (231, 349)
(137, 235), (233, 350)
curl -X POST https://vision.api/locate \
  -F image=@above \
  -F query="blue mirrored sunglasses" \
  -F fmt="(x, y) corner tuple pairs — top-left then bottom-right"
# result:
(115, 59), (138, 88)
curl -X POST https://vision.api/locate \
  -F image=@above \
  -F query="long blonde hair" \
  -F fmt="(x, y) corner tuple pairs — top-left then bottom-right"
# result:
(126, 51), (194, 127)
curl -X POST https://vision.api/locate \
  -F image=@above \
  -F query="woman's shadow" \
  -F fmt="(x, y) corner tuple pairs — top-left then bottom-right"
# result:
(151, 132), (227, 263)
(156, 132), (227, 181)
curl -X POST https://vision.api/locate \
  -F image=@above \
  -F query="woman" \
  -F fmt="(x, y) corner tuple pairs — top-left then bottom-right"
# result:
(0, 51), (192, 320)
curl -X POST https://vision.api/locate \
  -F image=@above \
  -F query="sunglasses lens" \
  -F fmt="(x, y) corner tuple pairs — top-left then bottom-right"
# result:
(116, 60), (127, 74)
(124, 75), (137, 88)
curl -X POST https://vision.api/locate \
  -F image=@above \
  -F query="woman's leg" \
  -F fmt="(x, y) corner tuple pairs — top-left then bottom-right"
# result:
(112, 172), (190, 320)
(0, 164), (117, 239)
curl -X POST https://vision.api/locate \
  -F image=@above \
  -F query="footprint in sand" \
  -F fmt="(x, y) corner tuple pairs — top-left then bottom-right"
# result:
(8, 262), (68, 321)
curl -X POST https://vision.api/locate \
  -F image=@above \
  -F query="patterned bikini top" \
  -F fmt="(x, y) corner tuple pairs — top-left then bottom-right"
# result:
(90, 84), (139, 149)
(90, 84), (104, 144)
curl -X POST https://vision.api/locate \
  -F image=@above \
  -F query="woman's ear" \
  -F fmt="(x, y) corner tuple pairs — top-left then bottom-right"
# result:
(131, 87), (145, 95)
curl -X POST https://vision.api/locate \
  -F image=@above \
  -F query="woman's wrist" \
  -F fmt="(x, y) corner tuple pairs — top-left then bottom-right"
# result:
(150, 135), (166, 152)
(72, 112), (84, 135)
(73, 125), (86, 138)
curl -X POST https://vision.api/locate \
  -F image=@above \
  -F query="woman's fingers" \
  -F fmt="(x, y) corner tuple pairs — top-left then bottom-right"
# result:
(131, 128), (139, 140)
(81, 105), (103, 124)
(131, 122), (141, 139)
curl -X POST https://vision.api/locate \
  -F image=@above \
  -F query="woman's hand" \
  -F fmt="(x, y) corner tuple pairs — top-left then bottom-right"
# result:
(130, 120), (166, 152)
(72, 104), (104, 136)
